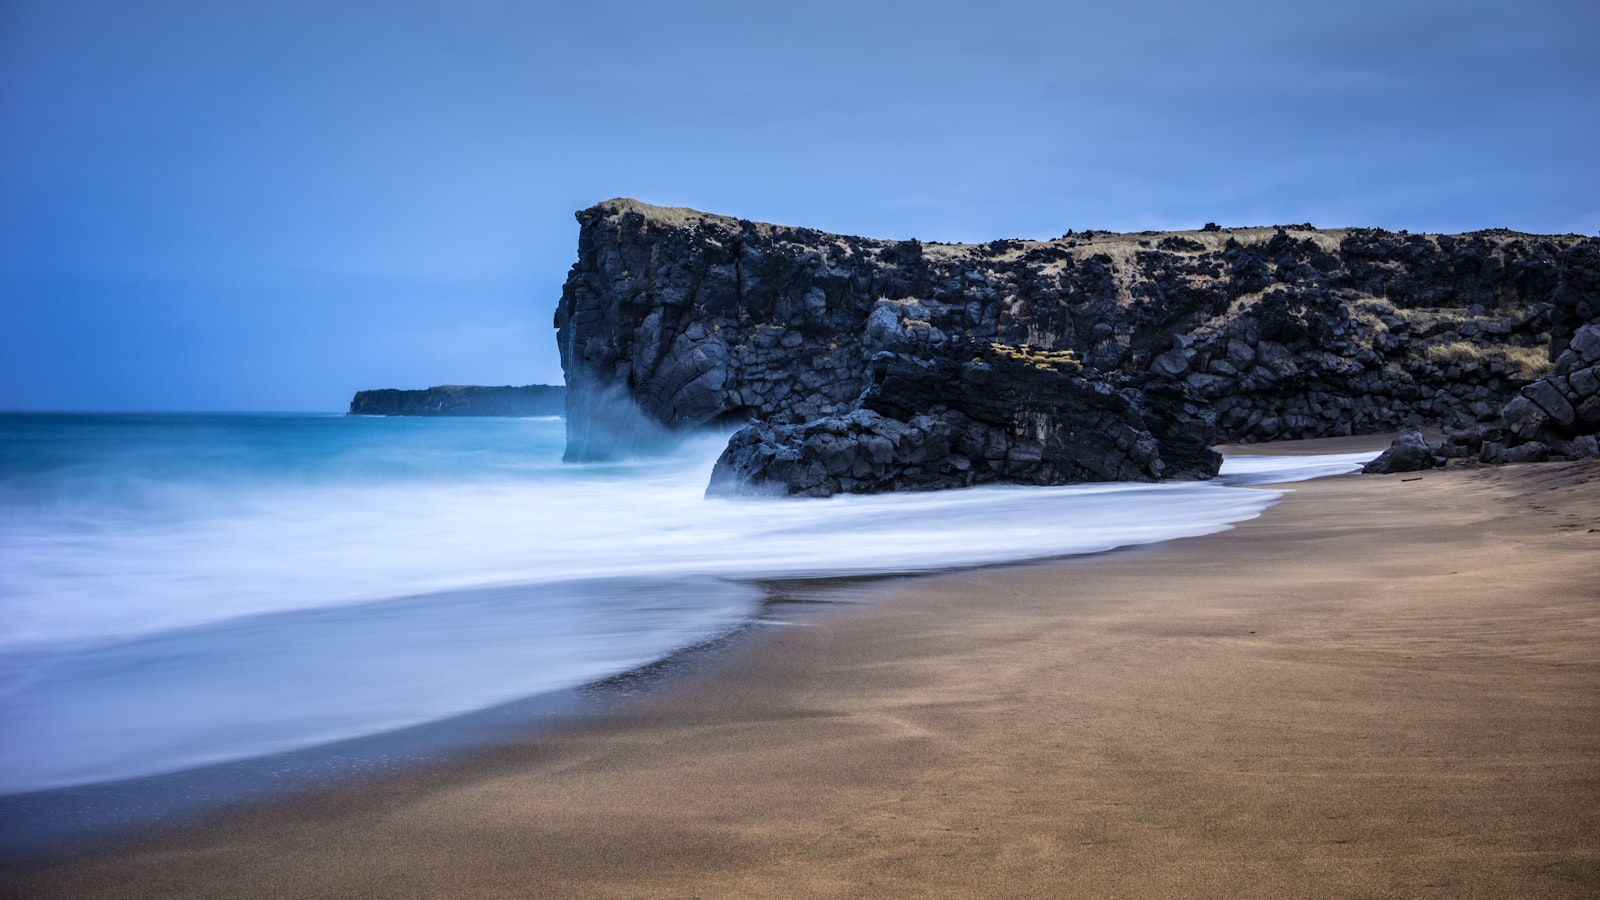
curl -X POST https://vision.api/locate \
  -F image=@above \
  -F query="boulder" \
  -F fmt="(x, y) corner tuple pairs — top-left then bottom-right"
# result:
(1362, 431), (1444, 474)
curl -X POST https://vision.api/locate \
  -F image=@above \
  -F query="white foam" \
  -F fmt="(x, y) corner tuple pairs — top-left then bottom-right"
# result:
(0, 439), (1365, 651)
(1218, 451), (1376, 485)
(0, 420), (1378, 793)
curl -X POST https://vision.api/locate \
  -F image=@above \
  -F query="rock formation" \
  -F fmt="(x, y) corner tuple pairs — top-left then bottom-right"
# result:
(1482, 321), (1600, 461)
(708, 342), (1218, 496)
(554, 199), (1599, 494)
(1361, 431), (1446, 475)
(348, 384), (564, 417)
(1365, 321), (1600, 472)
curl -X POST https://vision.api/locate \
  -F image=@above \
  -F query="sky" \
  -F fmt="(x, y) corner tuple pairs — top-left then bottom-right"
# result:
(1, 0), (1596, 411)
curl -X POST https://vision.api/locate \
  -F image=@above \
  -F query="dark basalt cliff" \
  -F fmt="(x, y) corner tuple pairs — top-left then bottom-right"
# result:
(554, 199), (1600, 495)
(1364, 320), (1600, 473)
(349, 384), (565, 417)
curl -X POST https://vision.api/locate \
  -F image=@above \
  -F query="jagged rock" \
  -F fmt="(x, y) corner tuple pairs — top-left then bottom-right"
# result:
(1149, 348), (1192, 377)
(1501, 395), (1552, 442)
(708, 342), (1220, 496)
(349, 385), (564, 417)
(1522, 379), (1577, 427)
(1485, 440), (1553, 464)
(1469, 321), (1600, 462)
(1438, 424), (1496, 458)
(1362, 431), (1444, 474)
(708, 409), (952, 498)
(1558, 322), (1600, 369)
(1412, 321), (1600, 467)
(554, 199), (1600, 492)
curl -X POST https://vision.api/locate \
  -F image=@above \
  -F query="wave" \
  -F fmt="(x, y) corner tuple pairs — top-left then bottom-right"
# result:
(0, 414), (1374, 795)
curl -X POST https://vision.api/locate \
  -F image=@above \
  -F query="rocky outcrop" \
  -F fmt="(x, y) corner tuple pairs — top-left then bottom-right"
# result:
(554, 199), (1600, 493)
(707, 342), (1220, 496)
(1361, 431), (1444, 474)
(349, 384), (564, 417)
(1368, 321), (1600, 470)
(1483, 322), (1600, 461)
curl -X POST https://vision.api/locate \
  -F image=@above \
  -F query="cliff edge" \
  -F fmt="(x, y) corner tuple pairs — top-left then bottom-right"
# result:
(554, 199), (1599, 494)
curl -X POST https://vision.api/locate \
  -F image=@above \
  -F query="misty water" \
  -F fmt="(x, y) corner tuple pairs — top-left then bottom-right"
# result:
(0, 413), (1374, 806)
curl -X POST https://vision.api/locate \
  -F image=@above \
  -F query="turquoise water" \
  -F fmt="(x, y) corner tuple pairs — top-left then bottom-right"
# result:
(0, 413), (1373, 798)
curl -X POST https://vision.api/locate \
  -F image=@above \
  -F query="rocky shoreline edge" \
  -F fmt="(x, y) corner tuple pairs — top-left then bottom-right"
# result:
(554, 199), (1599, 496)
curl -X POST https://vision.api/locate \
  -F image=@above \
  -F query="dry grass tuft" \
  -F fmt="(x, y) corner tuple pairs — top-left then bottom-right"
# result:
(989, 343), (1081, 369)
(1502, 345), (1555, 379)
(597, 198), (737, 232)
(1425, 341), (1488, 366)
(1424, 341), (1555, 379)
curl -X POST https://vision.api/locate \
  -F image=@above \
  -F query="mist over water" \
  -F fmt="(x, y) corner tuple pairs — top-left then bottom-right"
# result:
(0, 413), (1373, 797)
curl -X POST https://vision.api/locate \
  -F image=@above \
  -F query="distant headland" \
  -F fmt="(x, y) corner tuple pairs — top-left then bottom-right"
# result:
(348, 384), (564, 417)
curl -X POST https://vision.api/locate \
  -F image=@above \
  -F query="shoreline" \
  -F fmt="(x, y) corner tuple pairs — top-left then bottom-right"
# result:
(6, 449), (1599, 896)
(0, 439), (1362, 841)
(0, 466), (1293, 860)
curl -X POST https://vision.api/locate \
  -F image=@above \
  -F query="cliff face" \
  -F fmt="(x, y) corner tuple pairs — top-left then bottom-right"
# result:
(349, 384), (565, 417)
(1364, 320), (1600, 473)
(554, 199), (1599, 493)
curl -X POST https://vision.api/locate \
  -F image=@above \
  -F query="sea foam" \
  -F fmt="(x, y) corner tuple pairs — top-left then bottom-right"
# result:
(0, 414), (1373, 794)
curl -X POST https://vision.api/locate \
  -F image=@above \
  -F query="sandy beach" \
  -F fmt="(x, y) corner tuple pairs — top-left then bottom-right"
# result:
(6, 449), (1599, 898)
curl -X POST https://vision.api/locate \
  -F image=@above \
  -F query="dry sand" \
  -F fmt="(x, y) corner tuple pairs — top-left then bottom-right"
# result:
(6, 452), (1599, 898)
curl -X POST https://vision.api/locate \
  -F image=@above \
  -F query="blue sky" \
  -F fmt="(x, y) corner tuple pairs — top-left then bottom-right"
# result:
(2, 0), (1596, 411)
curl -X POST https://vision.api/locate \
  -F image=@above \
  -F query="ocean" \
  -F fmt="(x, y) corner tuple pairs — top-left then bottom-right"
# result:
(0, 412), (1371, 839)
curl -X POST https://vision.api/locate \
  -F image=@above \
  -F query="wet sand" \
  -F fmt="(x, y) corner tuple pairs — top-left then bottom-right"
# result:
(6, 452), (1599, 897)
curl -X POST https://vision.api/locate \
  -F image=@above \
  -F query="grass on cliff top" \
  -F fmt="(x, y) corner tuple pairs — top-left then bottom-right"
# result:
(596, 198), (744, 232)
(595, 199), (1582, 255)
(919, 226), (1351, 263)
